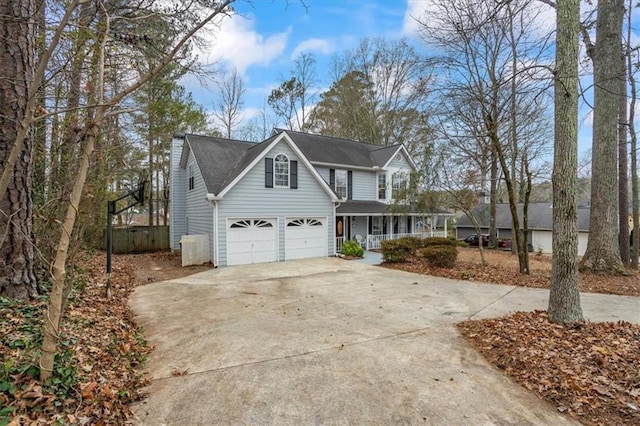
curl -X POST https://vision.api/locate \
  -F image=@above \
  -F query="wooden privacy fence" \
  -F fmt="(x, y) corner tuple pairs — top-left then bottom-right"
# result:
(107, 226), (169, 254)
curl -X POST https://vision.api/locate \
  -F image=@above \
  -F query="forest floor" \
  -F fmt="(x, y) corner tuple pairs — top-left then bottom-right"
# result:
(383, 248), (640, 425)
(2, 249), (637, 424)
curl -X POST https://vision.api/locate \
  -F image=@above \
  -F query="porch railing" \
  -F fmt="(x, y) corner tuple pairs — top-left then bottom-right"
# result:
(336, 236), (344, 253)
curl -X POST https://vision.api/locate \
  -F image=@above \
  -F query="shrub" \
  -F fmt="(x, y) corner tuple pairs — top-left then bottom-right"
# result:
(400, 236), (428, 250)
(423, 237), (456, 247)
(381, 238), (415, 263)
(342, 240), (364, 257)
(421, 245), (457, 268)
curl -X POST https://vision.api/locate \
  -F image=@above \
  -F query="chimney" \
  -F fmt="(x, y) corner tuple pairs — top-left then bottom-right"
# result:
(478, 191), (490, 205)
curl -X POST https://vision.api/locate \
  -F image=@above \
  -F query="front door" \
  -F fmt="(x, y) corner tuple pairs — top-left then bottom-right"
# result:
(336, 216), (344, 239)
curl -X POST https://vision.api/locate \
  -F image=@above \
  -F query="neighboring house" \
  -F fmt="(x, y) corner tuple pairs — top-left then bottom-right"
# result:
(170, 129), (452, 267)
(455, 202), (591, 255)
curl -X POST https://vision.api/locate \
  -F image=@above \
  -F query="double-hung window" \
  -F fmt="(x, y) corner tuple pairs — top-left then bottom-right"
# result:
(188, 165), (194, 190)
(335, 169), (347, 199)
(377, 174), (386, 200)
(274, 154), (289, 187)
(392, 172), (408, 200)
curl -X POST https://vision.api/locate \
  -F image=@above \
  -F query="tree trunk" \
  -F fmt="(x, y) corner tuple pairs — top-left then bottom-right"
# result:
(489, 150), (498, 248)
(548, 0), (583, 324)
(580, 0), (625, 274)
(618, 53), (629, 264)
(626, 0), (638, 270)
(0, 0), (38, 299)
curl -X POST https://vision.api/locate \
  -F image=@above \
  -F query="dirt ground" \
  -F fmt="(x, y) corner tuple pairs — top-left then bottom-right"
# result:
(125, 251), (213, 285)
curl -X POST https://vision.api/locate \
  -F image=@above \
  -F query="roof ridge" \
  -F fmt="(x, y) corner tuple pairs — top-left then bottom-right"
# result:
(370, 144), (400, 152)
(281, 128), (389, 149)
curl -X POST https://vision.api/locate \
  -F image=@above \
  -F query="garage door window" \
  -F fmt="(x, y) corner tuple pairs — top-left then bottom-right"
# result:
(287, 218), (322, 227)
(230, 219), (273, 229)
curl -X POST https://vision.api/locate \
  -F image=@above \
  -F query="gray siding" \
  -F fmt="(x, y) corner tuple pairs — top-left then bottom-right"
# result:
(315, 166), (376, 201)
(170, 137), (187, 250)
(184, 150), (214, 261)
(218, 140), (334, 266)
(386, 151), (412, 170)
(352, 170), (376, 200)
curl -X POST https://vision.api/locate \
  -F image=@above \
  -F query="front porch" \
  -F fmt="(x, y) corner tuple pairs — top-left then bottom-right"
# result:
(335, 200), (452, 252)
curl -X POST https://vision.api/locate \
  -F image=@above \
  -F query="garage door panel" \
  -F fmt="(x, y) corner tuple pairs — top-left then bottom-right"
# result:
(285, 218), (326, 260)
(227, 219), (277, 266)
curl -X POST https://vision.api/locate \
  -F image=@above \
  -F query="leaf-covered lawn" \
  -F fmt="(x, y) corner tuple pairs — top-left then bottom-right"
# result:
(384, 247), (640, 424)
(458, 311), (640, 425)
(0, 251), (192, 424)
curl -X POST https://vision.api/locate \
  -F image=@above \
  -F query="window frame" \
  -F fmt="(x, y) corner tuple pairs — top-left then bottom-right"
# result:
(391, 171), (408, 200)
(188, 165), (194, 191)
(274, 153), (290, 188)
(334, 169), (348, 199)
(377, 174), (386, 200)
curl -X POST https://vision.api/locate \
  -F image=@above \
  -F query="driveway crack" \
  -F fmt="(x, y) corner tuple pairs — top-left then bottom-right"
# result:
(467, 285), (519, 320)
(151, 326), (433, 382)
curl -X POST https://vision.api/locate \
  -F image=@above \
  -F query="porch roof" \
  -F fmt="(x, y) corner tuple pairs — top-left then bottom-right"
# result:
(336, 200), (454, 216)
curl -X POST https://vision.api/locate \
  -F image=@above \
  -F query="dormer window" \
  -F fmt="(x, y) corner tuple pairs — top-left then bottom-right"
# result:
(274, 154), (289, 187)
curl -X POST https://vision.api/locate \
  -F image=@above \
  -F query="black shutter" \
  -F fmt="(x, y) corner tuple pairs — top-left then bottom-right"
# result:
(368, 216), (373, 235)
(383, 217), (388, 234)
(347, 171), (353, 200)
(290, 160), (298, 189)
(265, 158), (273, 188)
(329, 169), (335, 189)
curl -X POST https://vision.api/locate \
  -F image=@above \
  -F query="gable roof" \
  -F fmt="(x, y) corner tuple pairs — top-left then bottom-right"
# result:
(179, 130), (418, 199)
(273, 129), (415, 170)
(182, 134), (257, 195)
(456, 202), (591, 232)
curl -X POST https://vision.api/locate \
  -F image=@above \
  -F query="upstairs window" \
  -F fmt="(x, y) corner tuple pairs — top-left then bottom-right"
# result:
(335, 169), (347, 199)
(392, 172), (408, 200)
(377, 174), (386, 200)
(274, 154), (289, 187)
(188, 165), (194, 190)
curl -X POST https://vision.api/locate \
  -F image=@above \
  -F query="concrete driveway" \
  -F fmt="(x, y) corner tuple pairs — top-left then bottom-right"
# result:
(130, 258), (639, 425)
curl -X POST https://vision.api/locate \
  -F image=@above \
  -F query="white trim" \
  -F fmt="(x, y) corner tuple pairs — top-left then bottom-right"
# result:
(381, 145), (418, 171)
(217, 132), (339, 201)
(274, 153), (290, 188)
(213, 201), (219, 267)
(311, 161), (380, 171)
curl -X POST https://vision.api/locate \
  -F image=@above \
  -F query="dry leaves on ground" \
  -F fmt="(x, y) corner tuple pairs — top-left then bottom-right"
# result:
(458, 311), (640, 425)
(1, 251), (166, 424)
(383, 247), (640, 425)
(383, 248), (639, 297)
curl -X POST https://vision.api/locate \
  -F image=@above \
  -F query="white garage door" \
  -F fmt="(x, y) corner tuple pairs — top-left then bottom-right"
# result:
(285, 218), (326, 260)
(227, 219), (277, 266)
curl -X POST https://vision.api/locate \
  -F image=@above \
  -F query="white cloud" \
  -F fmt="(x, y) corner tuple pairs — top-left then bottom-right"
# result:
(198, 13), (291, 74)
(290, 38), (335, 60)
(402, 0), (428, 36)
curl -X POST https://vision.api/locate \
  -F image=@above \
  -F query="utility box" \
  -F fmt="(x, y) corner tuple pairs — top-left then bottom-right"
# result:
(179, 234), (210, 267)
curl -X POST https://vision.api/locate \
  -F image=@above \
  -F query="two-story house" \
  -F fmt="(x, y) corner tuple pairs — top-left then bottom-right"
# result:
(170, 129), (450, 267)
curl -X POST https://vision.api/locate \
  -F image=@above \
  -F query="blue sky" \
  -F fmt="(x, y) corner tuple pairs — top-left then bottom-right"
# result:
(183, 0), (640, 161)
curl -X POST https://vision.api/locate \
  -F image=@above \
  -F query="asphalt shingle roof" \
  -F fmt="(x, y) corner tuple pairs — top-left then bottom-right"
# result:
(456, 203), (591, 232)
(184, 134), (257, 195)
(182, 130), (410, 196)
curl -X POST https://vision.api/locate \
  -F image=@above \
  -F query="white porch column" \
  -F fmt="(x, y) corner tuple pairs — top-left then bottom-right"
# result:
(444, 215), (448, 237)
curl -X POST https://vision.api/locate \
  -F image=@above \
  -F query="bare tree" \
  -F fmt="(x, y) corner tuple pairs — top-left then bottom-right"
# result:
(212, 68), (245, 139)
(548, 0), (583, 324)
(580, 0), (626, 274)
(416, 0), (553, 274)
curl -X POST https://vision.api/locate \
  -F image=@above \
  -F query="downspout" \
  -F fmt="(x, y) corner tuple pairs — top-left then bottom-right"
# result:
(206, 194), (222, 267)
